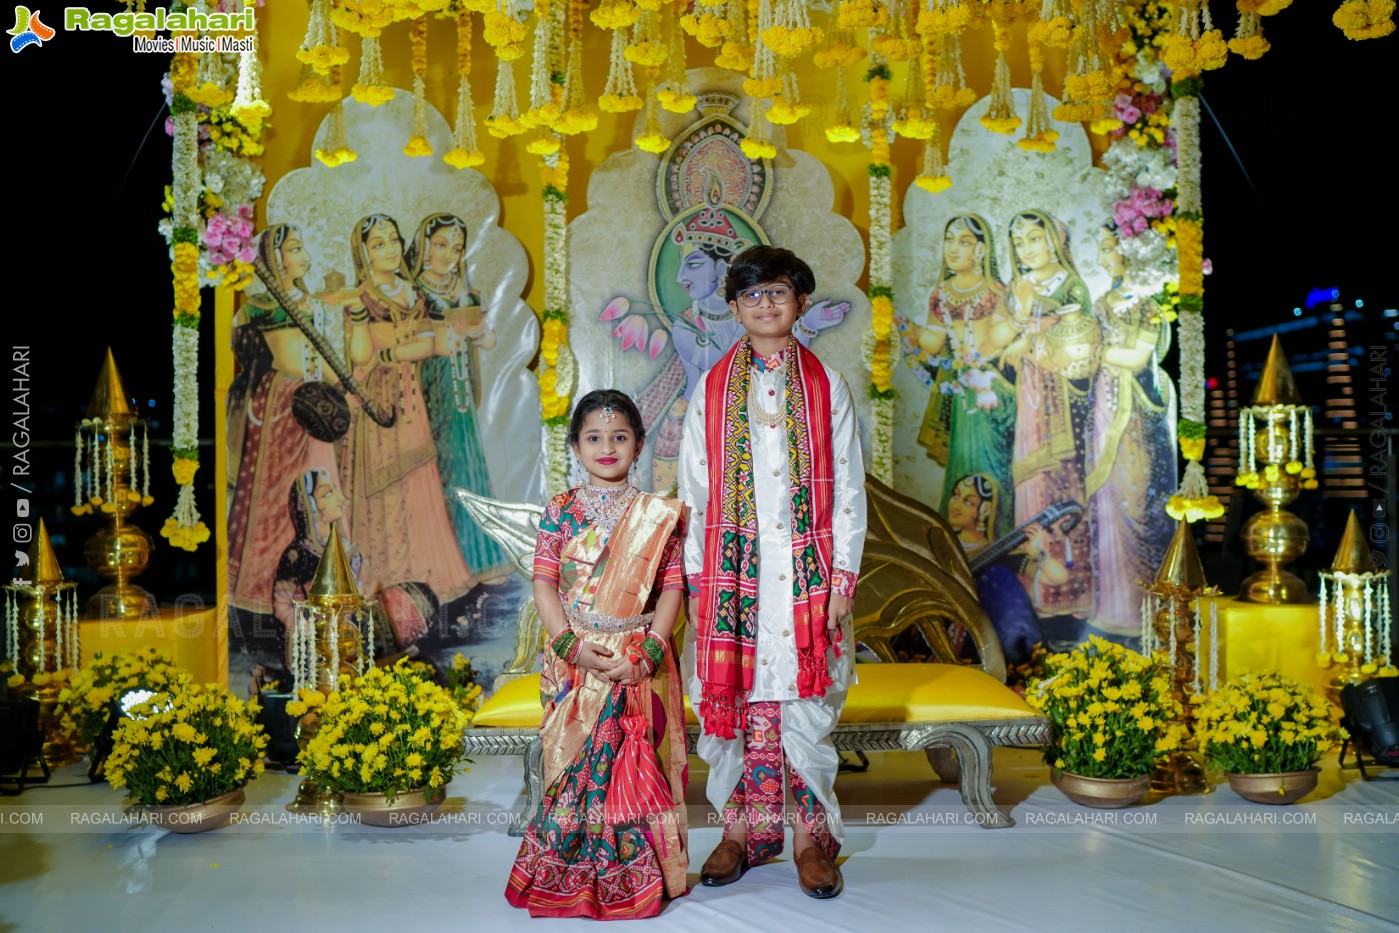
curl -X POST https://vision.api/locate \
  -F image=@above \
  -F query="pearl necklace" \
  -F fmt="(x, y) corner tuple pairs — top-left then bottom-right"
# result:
(575, 483), (639, 535)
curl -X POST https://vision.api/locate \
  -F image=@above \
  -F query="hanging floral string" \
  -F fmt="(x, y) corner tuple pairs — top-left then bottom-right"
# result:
(599, 25), (644, 112)
(1333, 0), (1396, 39)
(539, 150), (575, 494)
(164, 47), (210, 552)
(659, 8), (698, 112)
(352, 35), (395, 105)
(405, 18), (433, 156)
(863, 54), (895, 483)
(297, 0), (349, 75)
(446, 10), (487, 168)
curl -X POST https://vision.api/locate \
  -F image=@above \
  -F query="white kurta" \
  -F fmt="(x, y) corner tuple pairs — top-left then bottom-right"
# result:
(678, 354), (867, 842)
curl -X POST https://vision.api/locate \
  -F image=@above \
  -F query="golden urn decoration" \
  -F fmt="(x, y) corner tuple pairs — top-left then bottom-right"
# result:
(3, 519), (82, 767)
(1234, 335), (1315, 604)
(1142, 520), (1219, 796)
(1317, 509), (1395, 695)
(71, 348), (158, 620)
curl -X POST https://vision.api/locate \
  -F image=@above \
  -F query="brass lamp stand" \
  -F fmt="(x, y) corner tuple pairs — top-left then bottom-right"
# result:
(1235, 335), (1315, 604)
(1318, 510), (1395, 701)
(3, 520), (82, 767)
(72, 349), (157, 620)
(286, 523), (375, 815)
(1143, 520), (1219, 796)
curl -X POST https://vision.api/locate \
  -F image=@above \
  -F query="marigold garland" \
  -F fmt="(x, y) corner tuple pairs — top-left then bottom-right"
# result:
(540, 151), (574, 493)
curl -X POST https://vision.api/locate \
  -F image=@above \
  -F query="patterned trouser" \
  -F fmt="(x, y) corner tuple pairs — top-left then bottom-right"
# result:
(721, 701), (839, 864)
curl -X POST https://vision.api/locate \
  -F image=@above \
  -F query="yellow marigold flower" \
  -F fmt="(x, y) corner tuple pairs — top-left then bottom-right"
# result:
(443, 147), (486, 170)
(678, 12), (731, 47)
(870, 34), (919, 61)
(351, 84), (396, 107)
(485, 114), (527, 138)
(893, 113), (937, 140)
(1228, 35), (1270, 60)
(1018, 133), (1059, 153)
(187, 83), (234, 109)
(979, 114), (1022, 135)
(766, 100), (811, 124)
(914, 174), (953, 194)
(915, 5), (969, 35)
(635, 133), (671, 154)
(483, 10), (529, 47)
(591, 0), (642, 29)
(1028, 17), (1072, 48)
(296, 44), (351, 75)
(552, 109), (599, 135)
(624, 40), (668, 67)
(740, 137), (777, 160)
(839, 0), (889, 30)
(825, 123), (862, 144)
(812, 41), (865, 69)
(1334, 0), (1396, 40)
(403, 135), (433, 158)
(1195, 30), (1230, 69)
(598, 94), (645, 113)
(743, 77), (783, 99)
(6, 673), (23, 688)
(1239, 0), (1291, 13)
(715, 42), (753, 72)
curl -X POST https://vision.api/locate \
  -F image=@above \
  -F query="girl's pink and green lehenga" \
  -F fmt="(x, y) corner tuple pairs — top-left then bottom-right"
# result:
(505, 490), (689, 919)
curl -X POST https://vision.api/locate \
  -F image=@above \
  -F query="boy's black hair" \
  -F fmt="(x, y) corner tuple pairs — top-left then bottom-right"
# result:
(723, 245), (816, 303)
(568, 389), (646, 445)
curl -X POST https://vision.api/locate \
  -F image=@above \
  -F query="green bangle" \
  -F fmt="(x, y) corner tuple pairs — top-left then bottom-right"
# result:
(551, 630), (578, 662)
(642, 633), (665, 667)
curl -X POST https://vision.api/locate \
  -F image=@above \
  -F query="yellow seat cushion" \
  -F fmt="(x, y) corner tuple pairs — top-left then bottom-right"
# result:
(840, 663), (1036, 723)
(471, 674), (547, 727)
(471, 663), (1032, 729)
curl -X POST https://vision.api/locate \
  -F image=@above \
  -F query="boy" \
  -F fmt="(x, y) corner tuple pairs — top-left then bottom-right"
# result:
(678, 245), (867, 898)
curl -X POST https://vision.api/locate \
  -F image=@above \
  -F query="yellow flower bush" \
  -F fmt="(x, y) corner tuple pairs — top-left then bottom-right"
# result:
(57, 648), (189, 752)
(297, 660), (470, 801)
(1195, 671), (1340, 775)
(105, 682), (268, 806)
(1026, 636), (1186, 779)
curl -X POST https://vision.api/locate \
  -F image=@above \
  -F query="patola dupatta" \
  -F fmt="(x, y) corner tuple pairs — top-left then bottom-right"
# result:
(696, 336), (838, 740)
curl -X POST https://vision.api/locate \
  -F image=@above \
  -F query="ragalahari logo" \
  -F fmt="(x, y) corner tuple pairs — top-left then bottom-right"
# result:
(9, 6), (54, 52)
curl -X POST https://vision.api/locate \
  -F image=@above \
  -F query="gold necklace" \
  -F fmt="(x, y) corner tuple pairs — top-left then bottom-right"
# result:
(748, 386), (784, 429)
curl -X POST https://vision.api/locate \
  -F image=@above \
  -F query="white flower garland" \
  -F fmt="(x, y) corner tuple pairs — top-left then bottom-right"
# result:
(1178, 303), (1204, 424)
(171, 324), (200, 466)
(1174, 95), (1202, 214)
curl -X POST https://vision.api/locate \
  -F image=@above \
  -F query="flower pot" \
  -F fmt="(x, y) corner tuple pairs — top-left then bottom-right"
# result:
(145, 786), (246, 833)
(341, 785), (447, 827)
(1225, 769), (1319, 805)
(1051, 769), (1151, 809)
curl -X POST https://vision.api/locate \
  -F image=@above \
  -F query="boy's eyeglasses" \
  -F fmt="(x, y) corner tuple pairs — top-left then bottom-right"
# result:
(736, 285), (795, 307)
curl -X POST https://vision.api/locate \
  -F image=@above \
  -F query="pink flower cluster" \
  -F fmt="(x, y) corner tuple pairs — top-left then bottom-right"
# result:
(1113, 187), (1173, 237)
(203, 204), (257, 265)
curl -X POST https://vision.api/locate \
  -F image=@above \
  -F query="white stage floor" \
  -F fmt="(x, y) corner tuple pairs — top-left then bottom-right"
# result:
(2, 747), (1395, 933)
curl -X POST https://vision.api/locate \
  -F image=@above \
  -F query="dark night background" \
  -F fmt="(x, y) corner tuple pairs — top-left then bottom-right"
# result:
(7, 3), (1394, 607)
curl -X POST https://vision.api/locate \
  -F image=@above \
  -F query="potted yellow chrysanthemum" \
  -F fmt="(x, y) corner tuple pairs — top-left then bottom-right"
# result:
(105, 682), (269, 832)
(56, 647), (188, 755)
(1026, 636), (1186, 808)
(290, 660), (470, 826)
(1195, 671), (1340, 804)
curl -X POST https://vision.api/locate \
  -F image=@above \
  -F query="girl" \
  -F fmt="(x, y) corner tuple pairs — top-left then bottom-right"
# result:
(505, 389), (689, 919)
